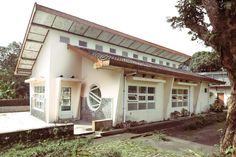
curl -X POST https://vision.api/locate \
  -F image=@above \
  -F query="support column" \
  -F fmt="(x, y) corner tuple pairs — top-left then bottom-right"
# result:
(163, 77), (174, 120)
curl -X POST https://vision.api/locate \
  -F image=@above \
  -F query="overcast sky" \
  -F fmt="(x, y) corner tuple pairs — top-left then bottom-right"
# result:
(0, 0), (211, 55)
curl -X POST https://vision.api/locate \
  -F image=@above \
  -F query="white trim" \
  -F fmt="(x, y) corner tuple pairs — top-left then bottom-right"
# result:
(129, 76), (166, 83)
(25, 77), (45, 83)
(56, 77), (82, 82)
(177, 82), (197, 86)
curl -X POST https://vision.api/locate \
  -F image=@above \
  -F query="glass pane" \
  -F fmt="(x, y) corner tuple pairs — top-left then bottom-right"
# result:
(183, 101), (188, 106)
(138, 103), (146, 110)
(172, 102), (177, 107)
(148, 87), (155, 94)
(178, 102), (182, 107)
(128, 94), (137, 101)
(139, 87), (146, 93)
(183, 89), (188, 94)
(172, 89), (177, 94)
(183, 96), (188, 100)
(128, 86), (137, 93)
(148, 96), (154, 100)
(178, 89), (183, 94)
(177, 96), (183, 101)
(61, 106), (71, 111)
(172, 95), (177, 100)
(128, 103), (137, 111)
(139, 96), (146, 101)
(148, 102), (155, 109)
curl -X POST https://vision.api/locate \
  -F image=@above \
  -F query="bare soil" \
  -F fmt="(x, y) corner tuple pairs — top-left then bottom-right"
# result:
(166, 121), (224, 146)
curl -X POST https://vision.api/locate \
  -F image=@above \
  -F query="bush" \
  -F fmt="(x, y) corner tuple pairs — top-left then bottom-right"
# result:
(210, 98), (224, 112)
(100, 149), (122, 157)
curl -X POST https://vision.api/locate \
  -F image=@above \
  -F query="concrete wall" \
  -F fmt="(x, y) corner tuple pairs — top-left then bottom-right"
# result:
(0, 106), (29, 113)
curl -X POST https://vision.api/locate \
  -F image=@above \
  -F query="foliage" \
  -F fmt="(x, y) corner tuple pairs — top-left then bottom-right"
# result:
(183, 113), (226, 130)
(210, 98), (224, 112)
(168, 0), (236, 151)
(180, 51), (222, 72)
(0, 42), (28, 99)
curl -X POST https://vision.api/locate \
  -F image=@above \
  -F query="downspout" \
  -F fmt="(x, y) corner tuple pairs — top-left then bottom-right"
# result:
(189, 86), (191, 117)
(123, 75), (127, 122)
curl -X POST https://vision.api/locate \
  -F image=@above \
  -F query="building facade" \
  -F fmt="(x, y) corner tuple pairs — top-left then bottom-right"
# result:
(15, 4), (222, 124)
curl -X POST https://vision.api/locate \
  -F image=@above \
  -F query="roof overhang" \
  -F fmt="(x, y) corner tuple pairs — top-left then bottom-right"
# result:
(68, 44), (224, 84)
(15, 3), (190, 76)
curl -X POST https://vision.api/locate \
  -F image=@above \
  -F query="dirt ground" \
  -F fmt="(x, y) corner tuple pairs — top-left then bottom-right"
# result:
(166, 121), (224, 146)
(93, 121), (225, 156)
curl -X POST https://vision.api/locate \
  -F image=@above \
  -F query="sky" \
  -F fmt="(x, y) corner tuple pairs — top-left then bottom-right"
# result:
(0, 0), (211, 55)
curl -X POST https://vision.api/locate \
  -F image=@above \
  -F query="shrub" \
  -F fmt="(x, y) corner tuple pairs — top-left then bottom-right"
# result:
(210, 98), (224, 112)
(100, 149), (122, 157)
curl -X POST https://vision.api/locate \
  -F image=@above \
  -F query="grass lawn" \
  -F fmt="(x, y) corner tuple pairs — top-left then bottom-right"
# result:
(0, 133), (214, 157)
(0, 120), (225, 157)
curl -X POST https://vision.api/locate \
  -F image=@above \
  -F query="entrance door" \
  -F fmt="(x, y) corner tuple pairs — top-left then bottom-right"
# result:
(217, 93), (224, 105)
(59, 87), (73, 119)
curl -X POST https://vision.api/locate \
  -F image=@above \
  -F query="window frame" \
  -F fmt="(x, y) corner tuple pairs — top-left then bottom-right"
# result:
(127, 85), (156, 111)
(78, 40), (87, 47)
(110, 48), (116, 54)
(59, 36), (70, 44)
(95, 44), (103, 51)
(171, 88), (189, 108)
(33, 86), (45, 111)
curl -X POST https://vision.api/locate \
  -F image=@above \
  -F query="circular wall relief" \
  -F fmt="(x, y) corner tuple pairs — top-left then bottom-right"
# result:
(87, 85), (102, 111)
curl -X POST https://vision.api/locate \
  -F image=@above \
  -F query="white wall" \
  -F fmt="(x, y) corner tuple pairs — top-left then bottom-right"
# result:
(209, 88), (231, 106)
(52, 30), (180, 68)
(195, 82), (210, 113)
(30, 33), (52, 122)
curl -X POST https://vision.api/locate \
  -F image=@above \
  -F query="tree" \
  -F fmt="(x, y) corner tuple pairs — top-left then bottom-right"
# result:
(168, 0), (236, 154)
(180, 51), (222, 72)
(0, 42), (28, 99)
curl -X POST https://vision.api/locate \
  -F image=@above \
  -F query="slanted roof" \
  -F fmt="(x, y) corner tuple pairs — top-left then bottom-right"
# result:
(68, 44), (224, 84)
(15, 3), (190, 76)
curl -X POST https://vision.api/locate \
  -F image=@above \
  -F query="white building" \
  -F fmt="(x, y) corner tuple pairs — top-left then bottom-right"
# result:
(200, 71), (231, 106)
(15, 4), (222, 124)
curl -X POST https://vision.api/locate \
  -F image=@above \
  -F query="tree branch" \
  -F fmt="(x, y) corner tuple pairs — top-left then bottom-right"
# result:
(202, 0), (220, 32)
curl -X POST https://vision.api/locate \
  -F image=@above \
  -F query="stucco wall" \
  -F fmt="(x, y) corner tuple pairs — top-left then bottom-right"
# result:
(195, 82), (210, 113)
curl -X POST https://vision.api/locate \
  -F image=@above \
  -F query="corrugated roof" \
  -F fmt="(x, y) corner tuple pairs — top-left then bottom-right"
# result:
(68, 44), (224, 84)
(15, 3), (191, 76)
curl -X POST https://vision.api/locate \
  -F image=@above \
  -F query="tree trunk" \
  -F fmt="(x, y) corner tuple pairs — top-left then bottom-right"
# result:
(220, 71), (236, 156)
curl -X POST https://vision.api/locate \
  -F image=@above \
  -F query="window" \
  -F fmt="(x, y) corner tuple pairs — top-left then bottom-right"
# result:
(143, 56), (147, 61)
(110, 48), (116, 54)
(60, 36), (70, 44)
(122, 51), (128, 57)
(151, 58), (156, 63)
(61, 87), (71, 111)
(95, 44), (103, 51)
(34, 86), (45, 110)
(166, 62), (170, 66)
(88, 85), (102, 111)
(172, 64), (176, 68)
(133, 54), (138, 59)
(159, 60), (163, 65)
(172, 89), (188, 107)
(79, 40), (87, 47)
(127, 86), (155, 111)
